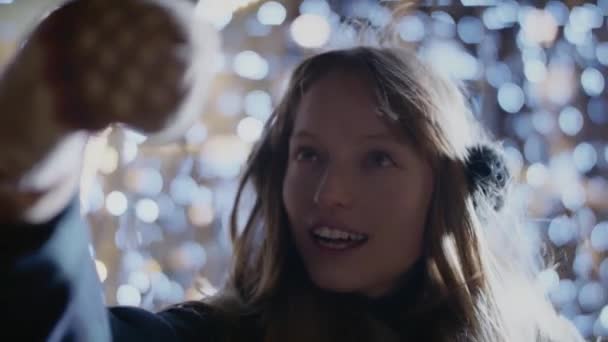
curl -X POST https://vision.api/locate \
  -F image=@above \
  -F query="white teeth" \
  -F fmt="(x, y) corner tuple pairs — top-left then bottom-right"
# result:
(313, 226), (366, 241)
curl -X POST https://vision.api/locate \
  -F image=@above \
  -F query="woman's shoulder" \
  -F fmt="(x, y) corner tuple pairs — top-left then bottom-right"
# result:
(109, 301), (227, 342)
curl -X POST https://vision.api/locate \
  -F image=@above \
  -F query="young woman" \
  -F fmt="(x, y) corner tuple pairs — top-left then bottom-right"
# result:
(1, 1), (584, 341)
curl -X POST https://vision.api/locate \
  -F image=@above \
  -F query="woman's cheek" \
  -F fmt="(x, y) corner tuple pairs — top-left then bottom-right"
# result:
(284, 167), (315, 209)
(291, 167), (319, 189)
(361, 177), (412, 209)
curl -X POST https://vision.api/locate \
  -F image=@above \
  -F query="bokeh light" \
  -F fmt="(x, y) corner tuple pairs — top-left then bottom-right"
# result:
(135, 199), (160, 223)
(290, 14), (331, 48)
(257, 1), (286, 26)
(95, 259), (108, 283)
(106, 191), (128, 216)
(0, 1), (602, 338)
(237, 116), (264, 143)
(116, 284), (141, 306)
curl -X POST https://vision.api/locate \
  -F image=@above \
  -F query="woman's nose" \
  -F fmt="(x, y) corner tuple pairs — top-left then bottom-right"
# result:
(313, 166), (354, 209)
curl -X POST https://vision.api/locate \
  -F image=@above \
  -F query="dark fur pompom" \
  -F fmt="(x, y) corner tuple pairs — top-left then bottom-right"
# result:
(465, 144), (510, 210)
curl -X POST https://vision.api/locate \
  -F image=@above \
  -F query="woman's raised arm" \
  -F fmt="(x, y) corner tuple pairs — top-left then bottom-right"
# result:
(0, 1), (218, 340)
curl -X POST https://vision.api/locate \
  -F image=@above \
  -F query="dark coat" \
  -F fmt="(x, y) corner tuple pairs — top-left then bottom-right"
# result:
(1, 202), (221, 342)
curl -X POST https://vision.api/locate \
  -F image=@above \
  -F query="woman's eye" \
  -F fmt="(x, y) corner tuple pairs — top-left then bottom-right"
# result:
(367, 150), (396, 168)
(294, 147), (319, 162)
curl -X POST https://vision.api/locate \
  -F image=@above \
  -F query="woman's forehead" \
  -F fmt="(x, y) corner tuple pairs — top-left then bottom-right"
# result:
(292, 72), (409, 142)
(295, 74), (382, 126)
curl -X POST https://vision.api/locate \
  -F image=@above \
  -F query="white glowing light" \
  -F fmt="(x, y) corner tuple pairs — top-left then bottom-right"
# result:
(95, 259), (108, 282)
(233, 50), (269, 80)
(600, 306), (608, 329)
(457, 16), (484, 44)
(432, 11), (455, 38)
(128, 271), (151, 293)
(125, 168), (164, 197)
(522, 8), (558, 45)
(569, 5), (603, 32)
(421, 41), (480, 80)
(398, 15), (425, 42)
(537, 268), (559, 293)
(230, 0), (261, 10)
(548, 216), (575, 247)
(237, 117), (264, 143)
(245, 90), (273, 121)
(122, 140), (138, 164)
(193, 186), (214, 205)
(116, 284), (141, 306)
(578, 282), (606, 312)
(561, 182), (586, 211)
(170, 176), (198, 206)
(550, 279), (577, 307)
(545, 1), (569, 25)
(185, 123), (208, 145)
(290, 14), (331, 49)
(188, 203), (215, 227)
(581, 68), (605, 97)
(574, 252), (594, 279)
(597, 43), (608, 66)
(504, 146), (523, 177)
(151, 272), (171, 300)
(257, 1), (286, 26)
(299, 0), (331, 17)
(524, 60), (547, 83)
(169, 281), (185, 302)
(135, 198), (160, 223)
(563, 23), (590, 46)
(99, 147), (119, 174)
(198, 277), (218, 297)
(559, 106), (584, 136)
(541, 64), (576, 106)
(573, 314), (594, 338)
(106, 191), (128, 216)
(573, 143), (598, 174)
(217, 91), (243, 116)
(531, 110), (555, 135)
(196, 0), (233, 30)
(485, 62), (512, 88)
(497, 83), (525, 113)
(526, 163), (548, 187)
(200, 135), (251, 179)
(592, 222), (608, 252)
(83, 180), (105, 214)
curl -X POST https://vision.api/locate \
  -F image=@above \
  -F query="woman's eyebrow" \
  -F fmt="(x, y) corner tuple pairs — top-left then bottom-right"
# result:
(362, 132), (408, 145)
(292, 130), (316, 139)
(362, 132), (394, 140)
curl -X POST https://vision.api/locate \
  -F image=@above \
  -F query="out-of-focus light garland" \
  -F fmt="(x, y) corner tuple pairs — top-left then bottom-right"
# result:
(196, 0), (263, 30)
(1, 0), (608, 339)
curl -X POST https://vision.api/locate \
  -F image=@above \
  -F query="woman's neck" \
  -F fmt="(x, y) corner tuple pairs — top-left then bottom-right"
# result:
(363, 258), (426, 334)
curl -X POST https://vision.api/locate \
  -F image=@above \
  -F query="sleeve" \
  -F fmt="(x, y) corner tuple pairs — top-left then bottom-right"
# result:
(0, 200), (217, 342)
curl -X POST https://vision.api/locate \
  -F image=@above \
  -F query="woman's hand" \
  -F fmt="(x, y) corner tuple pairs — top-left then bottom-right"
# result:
(0, 0), (217, 223)
(31, 0), (197, 132)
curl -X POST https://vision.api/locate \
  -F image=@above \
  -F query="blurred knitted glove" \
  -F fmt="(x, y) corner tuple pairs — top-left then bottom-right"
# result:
(0, 0), (219, 223)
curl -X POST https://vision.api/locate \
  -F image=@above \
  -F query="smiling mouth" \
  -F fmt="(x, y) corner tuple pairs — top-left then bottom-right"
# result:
(310, 226), (369, 251)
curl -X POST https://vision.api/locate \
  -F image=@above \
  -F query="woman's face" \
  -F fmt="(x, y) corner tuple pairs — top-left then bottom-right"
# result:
(282, 72), (435, 298)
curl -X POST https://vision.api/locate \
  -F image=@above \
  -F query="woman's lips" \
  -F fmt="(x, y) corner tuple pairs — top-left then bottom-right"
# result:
(309, 225), (369, 251)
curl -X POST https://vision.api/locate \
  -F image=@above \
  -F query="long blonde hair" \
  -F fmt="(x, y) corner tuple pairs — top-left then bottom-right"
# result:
(185, 46), (583, 342)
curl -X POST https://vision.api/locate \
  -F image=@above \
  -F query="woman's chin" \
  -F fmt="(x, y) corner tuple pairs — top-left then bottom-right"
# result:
(309, 273), (363, 294)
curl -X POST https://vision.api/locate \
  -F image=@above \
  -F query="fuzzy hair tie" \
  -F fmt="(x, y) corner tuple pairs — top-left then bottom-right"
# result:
(465, 144), (510, 211)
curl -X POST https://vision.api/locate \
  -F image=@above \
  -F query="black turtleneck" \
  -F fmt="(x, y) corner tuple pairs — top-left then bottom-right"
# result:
(363, 257), (427, 338)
